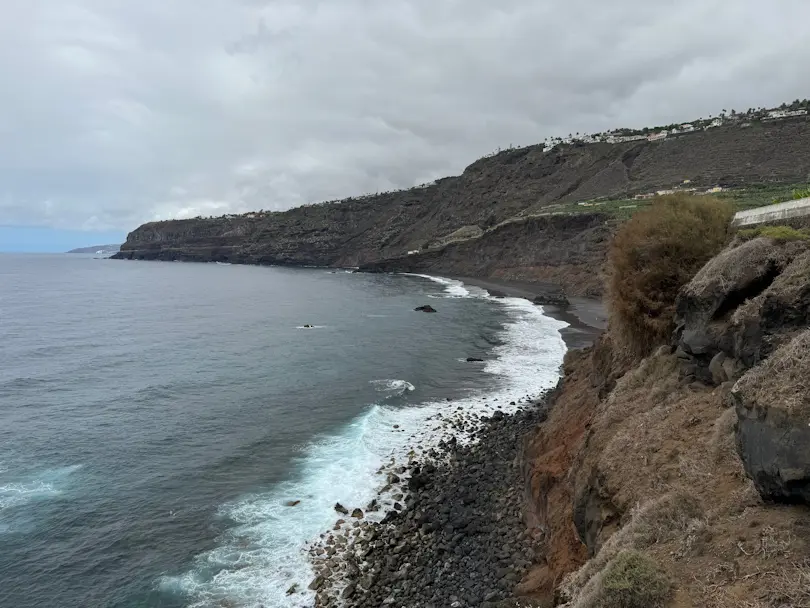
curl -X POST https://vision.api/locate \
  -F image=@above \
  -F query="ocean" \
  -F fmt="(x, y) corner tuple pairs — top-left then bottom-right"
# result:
(0, 254), (567, 608)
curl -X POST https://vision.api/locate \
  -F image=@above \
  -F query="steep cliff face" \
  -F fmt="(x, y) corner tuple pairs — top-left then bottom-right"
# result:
(116, 119), (810, 288)
(360, 214), (614, 297)
(522, 236), (810, 607)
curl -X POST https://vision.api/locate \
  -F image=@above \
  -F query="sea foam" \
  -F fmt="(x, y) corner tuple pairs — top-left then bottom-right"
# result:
(163, 276), (568, 608)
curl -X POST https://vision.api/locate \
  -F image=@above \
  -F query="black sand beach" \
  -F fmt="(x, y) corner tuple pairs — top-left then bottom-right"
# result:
(305, 276), (605, 607)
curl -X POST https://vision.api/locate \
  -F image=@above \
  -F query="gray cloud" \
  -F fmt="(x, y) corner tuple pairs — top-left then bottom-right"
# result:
(2, 0), (809, 231)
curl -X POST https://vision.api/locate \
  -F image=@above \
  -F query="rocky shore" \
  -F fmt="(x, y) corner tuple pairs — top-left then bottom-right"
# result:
(301, 395), (554, 608)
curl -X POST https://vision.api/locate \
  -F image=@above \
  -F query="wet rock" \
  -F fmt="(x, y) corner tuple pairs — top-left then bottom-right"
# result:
(351, 508), (364, 519)
(309, 576), (325, 591)
(414, 305), (437, 313)
(284, 499), (301, 507)
(334, 503), (349, 515)
(466, 357), (484, 362)
(286, 583), (298, 595)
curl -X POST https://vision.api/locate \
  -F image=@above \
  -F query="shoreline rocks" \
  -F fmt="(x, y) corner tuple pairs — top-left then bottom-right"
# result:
(415, 305), (438, 313)
(305, 394), (552, 607)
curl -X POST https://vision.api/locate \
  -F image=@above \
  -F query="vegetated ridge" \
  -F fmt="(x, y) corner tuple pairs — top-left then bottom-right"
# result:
(115, 117), (810, 296)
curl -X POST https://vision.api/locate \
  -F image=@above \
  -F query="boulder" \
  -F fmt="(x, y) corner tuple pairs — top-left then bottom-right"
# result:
(334, 502), (349, 515)
(732, 330), (810, 504)
(308, 576), (325, 591)
(351, 508), (364, 519)
(533, 291), (569, 307)
(415, 305), (437, 313)
(675, 238), (810, 380)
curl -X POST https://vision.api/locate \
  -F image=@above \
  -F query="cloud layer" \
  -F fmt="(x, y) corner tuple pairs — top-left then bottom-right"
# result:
(2, 0), (809, 231)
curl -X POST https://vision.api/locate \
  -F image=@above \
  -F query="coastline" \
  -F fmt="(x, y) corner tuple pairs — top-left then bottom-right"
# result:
(303, 276), (606, 607)
(451, 276), (606, 350)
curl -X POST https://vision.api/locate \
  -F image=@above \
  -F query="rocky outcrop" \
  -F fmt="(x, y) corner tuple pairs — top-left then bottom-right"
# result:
(732, 330), (810, 504)
(520, 231), (810, 606)
(674, 237), (810, 383)
(116, 119), (810, 295)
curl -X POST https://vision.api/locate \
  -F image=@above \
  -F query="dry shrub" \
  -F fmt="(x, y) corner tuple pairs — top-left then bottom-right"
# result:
(591, 550), (673, 608)
(608, 194), (733, 357)
(560, 492), (703, 605)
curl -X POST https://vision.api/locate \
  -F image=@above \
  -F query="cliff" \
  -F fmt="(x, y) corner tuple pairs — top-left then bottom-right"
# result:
(520, 222), (810, 606)
(115, 119), (810, 295)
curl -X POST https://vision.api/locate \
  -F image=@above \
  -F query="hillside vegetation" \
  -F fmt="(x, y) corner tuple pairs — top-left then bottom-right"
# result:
(522, 201), (810, 607)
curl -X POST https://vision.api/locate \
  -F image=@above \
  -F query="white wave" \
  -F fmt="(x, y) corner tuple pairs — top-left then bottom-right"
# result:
(404, 273), (470, 298)
(167, 281), (568, 608)
(215, 262), (232, 266)
(0, 465), (82, 512)
(369, 379), (416, 396)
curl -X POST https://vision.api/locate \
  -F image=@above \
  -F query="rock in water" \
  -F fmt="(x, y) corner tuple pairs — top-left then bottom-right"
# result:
(351, 508), (364, 519)
(732, 330), (810, 505)
(284, 499), (301, 507)
(334, 502), (349, 515)
(414, 305), (437, 313)
(466, 357), (484, 362)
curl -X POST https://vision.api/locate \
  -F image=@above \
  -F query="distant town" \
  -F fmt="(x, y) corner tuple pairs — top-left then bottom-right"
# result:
(193, 99), (810, 222)
(541, 99), (810, 150)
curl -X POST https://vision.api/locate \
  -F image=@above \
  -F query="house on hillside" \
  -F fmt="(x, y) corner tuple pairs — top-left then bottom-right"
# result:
(765, 109), (807, 120)
(680, 124), (695, 132)
(648, 130), (668, 142)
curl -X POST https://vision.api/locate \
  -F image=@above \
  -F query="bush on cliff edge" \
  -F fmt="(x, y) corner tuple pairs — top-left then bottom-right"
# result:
(608, 194), (732, 357)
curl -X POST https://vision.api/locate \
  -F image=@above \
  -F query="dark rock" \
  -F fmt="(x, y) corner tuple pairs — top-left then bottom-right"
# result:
(732, 331), (810, 505)
(415, 305), (437, 313)
(308, 576), (324, 591)
(334, 502), (349, 515)
(466, 357), (485, 362)
(351, 508), (364, 519)
(286, 583), (298, 595)
(532, 291), (569, 307)
(284, 500), (301, 507)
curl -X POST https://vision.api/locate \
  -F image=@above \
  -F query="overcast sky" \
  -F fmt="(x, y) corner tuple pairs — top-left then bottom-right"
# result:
(2, 0), (810, 249)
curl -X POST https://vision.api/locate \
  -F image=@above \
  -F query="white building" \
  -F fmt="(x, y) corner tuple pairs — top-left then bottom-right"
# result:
(680, 123), (695, 132)
(607, 134), (647, 144)
(648, 130), (668, 142)
(766, 109), (807, 120)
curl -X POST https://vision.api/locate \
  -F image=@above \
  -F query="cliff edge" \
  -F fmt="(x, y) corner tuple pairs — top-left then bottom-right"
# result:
(520, 203), (810, 607)
(115, 119), (810, 297)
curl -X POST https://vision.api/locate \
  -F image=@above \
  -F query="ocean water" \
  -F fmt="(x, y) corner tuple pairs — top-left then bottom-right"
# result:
(0, 254), (567, 608)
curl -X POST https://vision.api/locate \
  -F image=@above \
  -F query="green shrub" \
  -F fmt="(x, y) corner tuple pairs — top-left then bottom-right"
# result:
(737, 225), (810, 242)
(792, 187), (810, 200)
(595, 550), (672, 608)
(607, 194), (733, 358)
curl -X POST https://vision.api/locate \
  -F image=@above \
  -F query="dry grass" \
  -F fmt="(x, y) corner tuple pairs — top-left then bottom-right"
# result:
(607, 194), (732, 358)
(733, 329), (810, 415)
(560, 492), (704, 605)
